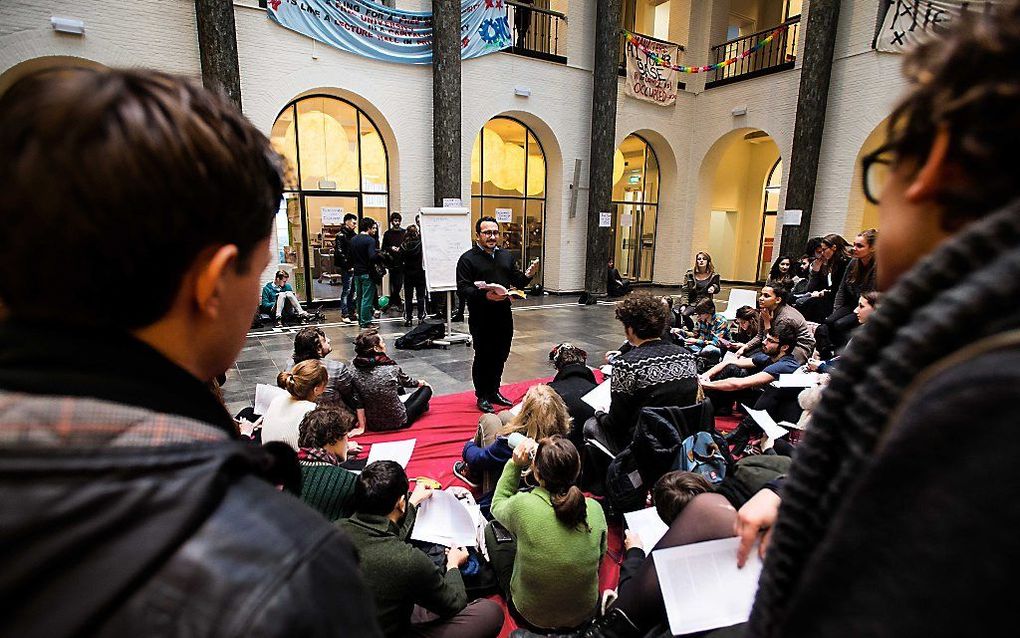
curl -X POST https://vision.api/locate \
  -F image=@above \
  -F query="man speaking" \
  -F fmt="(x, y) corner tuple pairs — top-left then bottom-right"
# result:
(456, 217), (539, 413)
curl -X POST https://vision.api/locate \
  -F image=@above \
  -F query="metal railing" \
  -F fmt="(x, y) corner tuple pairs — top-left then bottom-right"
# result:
(618, 31), (686, 91)
(705, 16), (801, 88)
(504, 1), (567, 64)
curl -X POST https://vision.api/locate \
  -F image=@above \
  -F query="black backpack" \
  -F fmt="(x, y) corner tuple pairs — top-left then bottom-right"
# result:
(395, 320), (446, 350)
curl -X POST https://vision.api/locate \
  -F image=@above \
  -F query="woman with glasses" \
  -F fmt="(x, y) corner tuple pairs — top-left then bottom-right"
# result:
(732, 4), (1020, 635)
(814, 229), (878, 358)
(797, 234), (851, 323)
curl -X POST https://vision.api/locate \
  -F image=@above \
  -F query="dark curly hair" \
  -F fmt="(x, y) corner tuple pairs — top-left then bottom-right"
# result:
(887, 1), (1020, 226)
(614, 293), (669, 339)
(297, 406), (357, 449)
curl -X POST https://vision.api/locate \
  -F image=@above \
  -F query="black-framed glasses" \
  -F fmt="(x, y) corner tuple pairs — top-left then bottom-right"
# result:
(861, 143), (896, 205)
(479, 229), (500, 236)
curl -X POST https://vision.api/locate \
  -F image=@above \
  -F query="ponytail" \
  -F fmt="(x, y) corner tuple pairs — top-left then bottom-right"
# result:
(277, 360), (328, 400)
(534, 435), (590, 532)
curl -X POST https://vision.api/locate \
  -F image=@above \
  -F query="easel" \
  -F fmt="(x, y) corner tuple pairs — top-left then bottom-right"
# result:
(432, 290), (471, 349)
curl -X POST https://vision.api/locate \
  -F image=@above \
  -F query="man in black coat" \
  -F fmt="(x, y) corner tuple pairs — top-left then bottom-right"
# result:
(456, 217), (539, 413)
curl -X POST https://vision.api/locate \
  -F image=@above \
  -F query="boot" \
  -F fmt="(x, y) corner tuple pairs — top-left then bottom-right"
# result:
(508, 608), (641, 638)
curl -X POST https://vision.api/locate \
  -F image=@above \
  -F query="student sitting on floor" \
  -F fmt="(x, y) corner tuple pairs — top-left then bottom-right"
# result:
(487, 436), (607, 633)
(339, 461), (504, 638)
(546, 343), (599, 445)
(262, 359), (328, 449)
(455, 384), (571, 514)
(291, 326), (361, 415)
(351, 329), (432, 431)
(297, 406), (361, 522)
(807, 291), (881, 374)
(721, 305), (760, 355)
(735, 283), (815, 363)
(260, 269), (312, 327)
(675, 297), (729, 368)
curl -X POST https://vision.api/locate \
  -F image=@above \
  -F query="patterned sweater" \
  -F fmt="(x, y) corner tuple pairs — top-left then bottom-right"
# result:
(688, 313), (730, 347)
(602, 340), (699, 451)
(352, 363), (420, 431)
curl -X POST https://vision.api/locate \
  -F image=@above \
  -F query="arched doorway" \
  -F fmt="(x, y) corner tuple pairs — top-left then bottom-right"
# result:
(470, 116), (547, 288)
(611, 134), (660, 282)
(703, 129), (781, 283)
(847, 117), (890, 235)
(270, 95), (390, 302)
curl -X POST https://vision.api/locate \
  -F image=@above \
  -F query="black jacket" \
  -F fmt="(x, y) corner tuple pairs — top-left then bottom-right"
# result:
(0, 323), (382, 638)
(401, 237), (425, 280)
(548, 364), (598, 429)
(334, 225), (356, 272)
(455, 245), (532, 317)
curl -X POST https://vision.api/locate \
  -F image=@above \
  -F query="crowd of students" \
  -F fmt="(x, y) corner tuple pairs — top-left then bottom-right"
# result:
(3, 5), (1019, 636)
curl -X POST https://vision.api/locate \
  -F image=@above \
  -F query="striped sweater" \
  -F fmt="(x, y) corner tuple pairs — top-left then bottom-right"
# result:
(299, 462), (357, 522)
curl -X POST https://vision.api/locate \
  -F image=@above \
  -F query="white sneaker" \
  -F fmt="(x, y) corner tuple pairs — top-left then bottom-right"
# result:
(342, 316), (353, 324)
(373, 310), (381, 319)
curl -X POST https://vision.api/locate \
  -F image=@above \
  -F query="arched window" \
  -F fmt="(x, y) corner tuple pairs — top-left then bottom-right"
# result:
(270, 95), (389, 302)
(470, 117), (546, 288)
(757, 158), (782, 282)
(611, 134), (660, 282)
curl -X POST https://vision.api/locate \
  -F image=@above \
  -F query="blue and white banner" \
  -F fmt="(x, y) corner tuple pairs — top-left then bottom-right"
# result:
(266, 0), (512, 65)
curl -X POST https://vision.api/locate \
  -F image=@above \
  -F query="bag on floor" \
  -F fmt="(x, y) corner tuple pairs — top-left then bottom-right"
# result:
(395, 319), (446, 350)
(676, 431), (728, 484)
(605, 449), (648, 518)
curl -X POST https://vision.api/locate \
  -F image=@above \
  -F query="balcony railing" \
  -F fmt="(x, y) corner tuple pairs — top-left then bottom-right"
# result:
(504, 1), (567, 64)
(705, 16), (801, 89)
(618, 31), (686, 91)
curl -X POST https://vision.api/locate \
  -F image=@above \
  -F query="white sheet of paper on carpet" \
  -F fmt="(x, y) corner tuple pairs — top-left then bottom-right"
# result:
(742, 405), (789, 440)
(772, 371), (821, 388)
(652, 537), (763, 635)
(581, 379), (612, 413)
(366, 439), (416, 468)
(410, 489), (479, 548)
(624, 507), (669, 549)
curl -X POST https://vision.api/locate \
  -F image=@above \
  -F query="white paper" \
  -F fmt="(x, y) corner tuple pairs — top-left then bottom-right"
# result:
(508, 402), (524, 416)
(442, 198), (462, 208)
(599, 211), (612, 228)
(722, 351), (740, 364)
(494, 207), (513, 223)
(772, 372), (821, 388)
(366, 439), (416, 468)
(742, 404), (789, 440)
(474, 281), (509, 296)
(624, 507), (669, 550)
(620, 213), (633, 227)
(411, 489), (480, 548)
(254, 383), (288, 416)
(600, 364), (613, 376)
(652, 537), (763, 635)
(783, 209), (803, 225)
(581, 379), (612, 413)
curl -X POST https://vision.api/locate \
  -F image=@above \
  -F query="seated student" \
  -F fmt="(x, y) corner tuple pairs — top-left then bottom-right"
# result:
(606, 258), (631, 297)
(547, 343), (599, 443)
(262, 359), (328, 449)
(487, 436), (608, 632)
(455, 384), (571, 511)
(807, 291), (881, 374)
(736, 283), (815, 363)
(291, 326), (360, 414)
(720, 305), (760, 354)
(676, 297), (729, 367)
(296, 406), (361, 521)
(339, 462), (504, 638)
(584, 294), (700, 455)
(351, 329), (432, 431)
(260, 269), (311, 327)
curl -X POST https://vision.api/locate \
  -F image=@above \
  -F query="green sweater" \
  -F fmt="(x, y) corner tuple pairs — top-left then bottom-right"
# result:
(299, 462), (357, 522)
(338, 506), (467, 637)
(491, 459), (607, 629)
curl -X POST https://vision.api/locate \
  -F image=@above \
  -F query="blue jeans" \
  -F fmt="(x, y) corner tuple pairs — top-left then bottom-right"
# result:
(340, 270), (355, 316)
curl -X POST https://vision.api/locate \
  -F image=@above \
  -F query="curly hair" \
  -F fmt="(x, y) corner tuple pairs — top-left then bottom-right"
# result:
(614, 292), (669, 339)
(298, 406), (356, 449)
(888, 1), (1020, 225)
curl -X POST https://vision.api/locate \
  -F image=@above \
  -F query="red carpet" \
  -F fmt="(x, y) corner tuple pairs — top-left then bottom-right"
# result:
(356, 376), (740, 636)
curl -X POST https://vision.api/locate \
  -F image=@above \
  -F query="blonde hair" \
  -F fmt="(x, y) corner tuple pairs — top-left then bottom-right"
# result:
(277, 359), (328, 401)
(502, 384), (571, 439)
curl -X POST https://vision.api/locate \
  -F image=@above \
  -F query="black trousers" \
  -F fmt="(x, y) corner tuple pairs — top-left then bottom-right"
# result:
(815, 304), (859, 359)
(388, 267), (404, 306)
(404, 385), (433, 426)
(403, 275), (427, 322)
(468, 306), (513, 399)
(703, 364), (763, 414)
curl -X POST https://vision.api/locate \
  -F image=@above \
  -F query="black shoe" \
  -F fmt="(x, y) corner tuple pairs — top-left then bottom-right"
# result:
(403, 319), (413, 327)
(476, 398), (495, 413)
(452, 461), (479, 488)
(490, 391), (513, 407)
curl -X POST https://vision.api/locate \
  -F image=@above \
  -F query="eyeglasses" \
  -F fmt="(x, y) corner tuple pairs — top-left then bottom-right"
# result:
(861, 143), (896, 205)
(479, 230), (500, 236)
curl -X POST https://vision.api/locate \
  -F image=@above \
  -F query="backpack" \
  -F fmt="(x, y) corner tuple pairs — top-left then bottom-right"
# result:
(604, 448), (648, 519)
(395, 319), (446, 350)
(676, 431), (728, 484)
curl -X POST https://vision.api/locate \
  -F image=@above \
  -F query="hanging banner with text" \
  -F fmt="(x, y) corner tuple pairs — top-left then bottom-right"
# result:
(266, 0), (512, 65)
(874, 0), (1000, 53)
(624, 33), (680, 106)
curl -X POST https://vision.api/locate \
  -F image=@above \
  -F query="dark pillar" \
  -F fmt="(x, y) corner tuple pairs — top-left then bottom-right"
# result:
(194, 0), (242, 108)
(583, 0), (622, 296)
(432, 0), (461, 207)
(778, 1), (842, 255)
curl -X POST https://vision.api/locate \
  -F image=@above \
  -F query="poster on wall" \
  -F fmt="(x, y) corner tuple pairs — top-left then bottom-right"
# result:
(873, 0), (1001, 53)
(321, 207), (345, 225)
(624, 33), (680, 106)
(266, 0), (512, 65)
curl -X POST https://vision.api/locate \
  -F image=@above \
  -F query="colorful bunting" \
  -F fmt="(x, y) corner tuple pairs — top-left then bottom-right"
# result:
(624, 24), (790, 74)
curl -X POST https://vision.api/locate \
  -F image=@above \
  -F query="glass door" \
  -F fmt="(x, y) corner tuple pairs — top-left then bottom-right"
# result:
(302, 194), (360, 302)
(612, 203), (640, 279)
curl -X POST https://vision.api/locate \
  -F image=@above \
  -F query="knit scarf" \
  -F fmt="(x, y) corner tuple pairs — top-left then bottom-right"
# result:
(352, 352), (398, 370)
(297, 447), (341, 465)
(748, 198), (1020, 636)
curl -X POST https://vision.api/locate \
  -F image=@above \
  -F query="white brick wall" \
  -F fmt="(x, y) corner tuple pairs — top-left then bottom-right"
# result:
(0, 0), (910, 290)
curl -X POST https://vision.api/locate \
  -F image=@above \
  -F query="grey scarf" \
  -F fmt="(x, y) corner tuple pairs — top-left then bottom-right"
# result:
(748, 198), (1020, 636)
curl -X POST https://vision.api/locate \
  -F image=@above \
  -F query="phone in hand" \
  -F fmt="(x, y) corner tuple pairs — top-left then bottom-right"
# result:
(490, 520), (514, 544)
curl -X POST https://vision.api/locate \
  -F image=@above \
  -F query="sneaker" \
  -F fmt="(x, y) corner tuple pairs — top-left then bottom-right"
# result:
(342, 316), (353, 324)
(452, 461), (479, 488)
(373, 310), (382, 319)
(274, 320), (283, 328)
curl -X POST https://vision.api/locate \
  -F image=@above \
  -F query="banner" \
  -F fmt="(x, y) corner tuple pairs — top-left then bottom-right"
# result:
(624, 33), (680, 106)
(266, 0), (512, 65)
(874, 0), (1000, 53)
